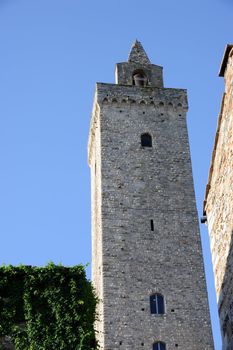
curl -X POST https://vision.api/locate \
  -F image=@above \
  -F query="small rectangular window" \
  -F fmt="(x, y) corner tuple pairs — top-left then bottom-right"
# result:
(141, 133), (152, 147)
(150, 220), (154, 231)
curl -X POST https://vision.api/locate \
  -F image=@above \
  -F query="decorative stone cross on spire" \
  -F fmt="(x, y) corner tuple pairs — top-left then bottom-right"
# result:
(128, 40), (151, 65)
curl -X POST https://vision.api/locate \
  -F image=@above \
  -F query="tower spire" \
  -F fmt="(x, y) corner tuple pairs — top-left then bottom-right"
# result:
(128, 40), (151, 64)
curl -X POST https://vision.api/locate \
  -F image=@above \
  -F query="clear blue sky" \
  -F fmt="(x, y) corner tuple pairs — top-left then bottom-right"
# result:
(0, 0), (231, 348)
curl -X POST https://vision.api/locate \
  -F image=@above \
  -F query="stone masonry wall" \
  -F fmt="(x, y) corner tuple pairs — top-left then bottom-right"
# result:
(205, 47), (233, 350)
(89, 79), (213, 349)
(88, 98), (105, 347)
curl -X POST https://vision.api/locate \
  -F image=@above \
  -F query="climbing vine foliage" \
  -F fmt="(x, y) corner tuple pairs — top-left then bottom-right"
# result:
(0, 263), (97, 350)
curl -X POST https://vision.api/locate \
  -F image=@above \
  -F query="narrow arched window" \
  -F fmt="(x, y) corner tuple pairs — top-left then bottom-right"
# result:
(132, 70), (148, 86)
(153, 342), (166, 350)
(150, 294), (165, 314)
(141, 133), (152, 147)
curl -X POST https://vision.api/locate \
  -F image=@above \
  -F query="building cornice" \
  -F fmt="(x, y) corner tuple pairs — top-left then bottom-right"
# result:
(219, 44), (233, 77)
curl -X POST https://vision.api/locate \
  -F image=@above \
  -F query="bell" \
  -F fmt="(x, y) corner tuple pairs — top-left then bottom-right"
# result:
(133, 73), (147, 86)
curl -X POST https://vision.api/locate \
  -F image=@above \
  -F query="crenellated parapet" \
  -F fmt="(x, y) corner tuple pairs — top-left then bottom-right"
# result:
(88, 83), (188, 165)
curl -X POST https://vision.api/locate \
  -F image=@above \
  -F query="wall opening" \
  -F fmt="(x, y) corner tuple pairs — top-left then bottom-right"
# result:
(141, 133), (152, 147)
(150, 220), (154, 231)
(153, 342), (166, 350)
(150, 294), (165, 314)
(132, 70), (148, 87)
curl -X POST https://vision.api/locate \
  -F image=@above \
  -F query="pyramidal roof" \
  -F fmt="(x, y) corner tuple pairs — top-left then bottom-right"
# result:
(128, 40), (151, 65)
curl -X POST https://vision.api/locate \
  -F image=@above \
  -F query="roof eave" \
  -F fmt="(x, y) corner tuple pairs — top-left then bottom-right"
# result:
(219, 44), (233, 77)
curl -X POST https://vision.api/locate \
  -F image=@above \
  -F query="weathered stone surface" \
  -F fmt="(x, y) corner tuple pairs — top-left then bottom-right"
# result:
(89, 42), (213, 350)
(204, 44), (233, 350)
(128, 40), (151, 65)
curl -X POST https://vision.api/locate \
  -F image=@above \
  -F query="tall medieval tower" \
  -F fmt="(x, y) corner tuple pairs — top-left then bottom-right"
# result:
(88, 41), (214, 350)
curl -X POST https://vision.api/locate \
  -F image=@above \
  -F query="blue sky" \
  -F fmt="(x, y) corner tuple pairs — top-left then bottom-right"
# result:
(0, 0), (232, 347)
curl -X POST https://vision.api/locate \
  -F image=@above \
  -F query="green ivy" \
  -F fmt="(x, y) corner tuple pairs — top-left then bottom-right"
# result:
(0, 263), (97, 350)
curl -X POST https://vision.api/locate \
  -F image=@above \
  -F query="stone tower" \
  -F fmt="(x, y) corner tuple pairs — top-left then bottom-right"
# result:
(204, 44), (233, 350)
(88, 41), (213, 350)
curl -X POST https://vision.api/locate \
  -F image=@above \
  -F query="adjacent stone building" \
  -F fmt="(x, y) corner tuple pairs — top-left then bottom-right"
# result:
(88, 41), (214, 350)
(204, 44), (233, 350)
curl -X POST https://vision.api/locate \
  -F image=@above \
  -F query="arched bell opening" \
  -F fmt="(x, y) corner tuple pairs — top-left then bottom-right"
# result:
(132, 69), (148, 87)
